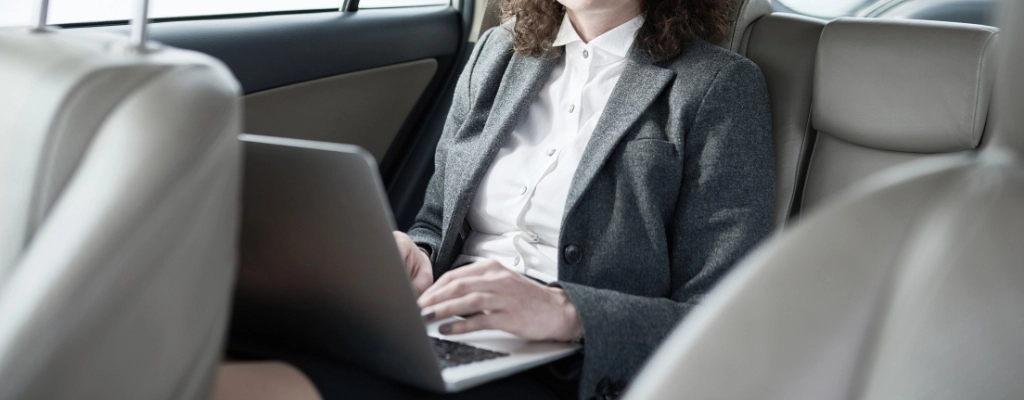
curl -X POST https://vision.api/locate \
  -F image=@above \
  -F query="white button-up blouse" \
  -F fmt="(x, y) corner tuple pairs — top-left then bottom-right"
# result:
(458, 14), (645, 283)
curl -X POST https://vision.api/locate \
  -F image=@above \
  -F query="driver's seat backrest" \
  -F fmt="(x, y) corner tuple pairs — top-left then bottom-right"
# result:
(0, 26), (242, 400)
(799, 18), (998, 215)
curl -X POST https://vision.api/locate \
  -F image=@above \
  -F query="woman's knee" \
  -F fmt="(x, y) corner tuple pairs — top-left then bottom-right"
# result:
(212, 361), (322, 400)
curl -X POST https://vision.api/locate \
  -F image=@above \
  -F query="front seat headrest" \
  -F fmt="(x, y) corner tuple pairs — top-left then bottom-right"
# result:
(813, 18), (998, 153)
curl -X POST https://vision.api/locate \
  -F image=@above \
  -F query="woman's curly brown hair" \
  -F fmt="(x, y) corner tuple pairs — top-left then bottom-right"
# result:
(499, 0), (733, 61)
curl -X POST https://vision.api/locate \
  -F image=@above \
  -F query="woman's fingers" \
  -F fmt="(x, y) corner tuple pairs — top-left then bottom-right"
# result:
(393, 231), (420, 275)
(439, 312), (505, 336)
(393, 231), (434, 296)
(418, 275), (502, 309)
(424, 292), (506, 322)
(432, 260), (503, 286)
(392, 231), (413, 257)
(420, 260), (505, 298)
(416, 262), (579, 341)
(409, 263), (433, 297)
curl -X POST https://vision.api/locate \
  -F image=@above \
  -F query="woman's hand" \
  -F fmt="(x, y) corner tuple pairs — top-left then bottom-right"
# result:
(393, 231), (433, 297)
(417, 260), (583, 342)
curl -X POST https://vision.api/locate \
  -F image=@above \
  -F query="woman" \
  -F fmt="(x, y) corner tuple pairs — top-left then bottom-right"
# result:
(218, 0), (773, 397)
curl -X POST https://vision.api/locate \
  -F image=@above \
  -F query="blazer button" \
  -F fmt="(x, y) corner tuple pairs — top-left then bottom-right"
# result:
(564, 244), (583, 265)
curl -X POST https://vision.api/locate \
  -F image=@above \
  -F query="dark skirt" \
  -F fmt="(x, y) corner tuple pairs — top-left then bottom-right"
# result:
(228, 342), (582, 400)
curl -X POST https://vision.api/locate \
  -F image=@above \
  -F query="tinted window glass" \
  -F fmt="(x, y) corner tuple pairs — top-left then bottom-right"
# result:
(1, 0), (449, 27)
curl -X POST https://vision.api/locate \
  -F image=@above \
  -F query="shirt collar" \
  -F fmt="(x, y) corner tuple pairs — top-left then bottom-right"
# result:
(552, 13), (644, 61)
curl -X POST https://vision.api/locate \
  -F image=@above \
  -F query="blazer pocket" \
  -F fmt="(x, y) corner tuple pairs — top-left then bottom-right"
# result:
(621, 139), (679, 164)
(624, 138), (677, 152)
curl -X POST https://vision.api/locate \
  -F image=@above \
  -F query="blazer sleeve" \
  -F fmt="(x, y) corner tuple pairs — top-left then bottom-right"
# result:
(406, 29), (496, 262)
(557, 58), (775, 398)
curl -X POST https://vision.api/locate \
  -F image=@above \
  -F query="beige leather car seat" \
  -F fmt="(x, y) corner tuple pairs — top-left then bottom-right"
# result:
(743, 12), (825, 228)
(623, 7), (1024, 400)
(749, 16), (997, 228)
(720, 0), (773, 53)
(0, 3), (242, 399)
(799, 18), (998, 215)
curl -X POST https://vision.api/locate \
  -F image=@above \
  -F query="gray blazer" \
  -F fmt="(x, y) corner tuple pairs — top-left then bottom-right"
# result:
(408, 27), (774, 399)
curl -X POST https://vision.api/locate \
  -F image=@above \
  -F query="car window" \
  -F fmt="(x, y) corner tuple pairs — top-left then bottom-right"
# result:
(1, 0), (450, 27)
(775, 0), (995, 26)
(361, 0), (449, 8)
(775, 0), (875, 19)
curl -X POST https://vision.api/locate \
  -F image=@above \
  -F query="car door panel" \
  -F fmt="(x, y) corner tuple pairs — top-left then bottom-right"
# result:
(77, 6), (460, 162)
(75, 5), (466, 224)
(244, 58), (438, 162)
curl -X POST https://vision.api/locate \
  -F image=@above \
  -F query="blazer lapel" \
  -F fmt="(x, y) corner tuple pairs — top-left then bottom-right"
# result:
(562, 49), (675, 221)
(440, 51), (558, 261)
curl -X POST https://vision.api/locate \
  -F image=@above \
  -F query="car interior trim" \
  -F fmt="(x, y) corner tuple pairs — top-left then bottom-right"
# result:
(244, 58), (439, 163)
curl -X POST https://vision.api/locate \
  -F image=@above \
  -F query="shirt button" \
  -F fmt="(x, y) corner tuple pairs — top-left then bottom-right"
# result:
(547, 149), (556, 156)
(519, 186), (528, 195)
(513, 256), (521, 266)
(582, 49), (589, 58)
(568, 104), (575, 113)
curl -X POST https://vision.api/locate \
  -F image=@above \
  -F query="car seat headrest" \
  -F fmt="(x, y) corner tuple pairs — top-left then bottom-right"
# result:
(813, 18), (998, 153)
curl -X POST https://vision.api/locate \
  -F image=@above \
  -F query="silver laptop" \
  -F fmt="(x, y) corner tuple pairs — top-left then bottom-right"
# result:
(232, 134), (579, 393)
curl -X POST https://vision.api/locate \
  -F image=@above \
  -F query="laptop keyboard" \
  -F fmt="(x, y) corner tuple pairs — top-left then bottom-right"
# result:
(431, 337), (510, 370)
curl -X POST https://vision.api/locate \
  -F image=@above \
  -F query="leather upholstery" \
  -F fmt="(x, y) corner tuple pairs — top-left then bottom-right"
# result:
(813, 18), (998, 153)
(0, 28), (241, 400)
(624, 154), (1024, 400)
(624, 2), (1024, 398)
(801, 18), (998, 214)
(989, 1), (1024, 154)
(721, 0), (773, 52)
(802, 134), (954, 212)
(744, 13), (825, 228)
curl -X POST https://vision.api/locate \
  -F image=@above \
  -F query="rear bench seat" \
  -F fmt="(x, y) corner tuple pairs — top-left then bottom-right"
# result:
(742, 12), (825, 228)
(742, 14), (996, 228)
